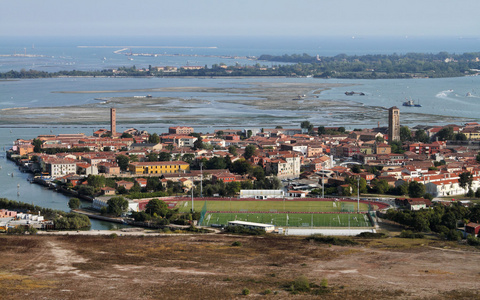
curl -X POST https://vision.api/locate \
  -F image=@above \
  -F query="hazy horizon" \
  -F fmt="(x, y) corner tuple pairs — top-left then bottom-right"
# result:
(2, 0), (480, 38)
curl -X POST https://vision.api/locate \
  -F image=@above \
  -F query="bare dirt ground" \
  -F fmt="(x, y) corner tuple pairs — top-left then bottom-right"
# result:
(0, 234), (479, 299)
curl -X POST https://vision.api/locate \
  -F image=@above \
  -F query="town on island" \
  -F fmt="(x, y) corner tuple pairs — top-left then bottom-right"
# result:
(2, 105), (480, 243)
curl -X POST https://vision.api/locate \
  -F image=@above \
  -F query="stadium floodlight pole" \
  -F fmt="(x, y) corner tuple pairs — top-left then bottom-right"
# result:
(191, 187), (194, 213)
(357, 176), (360, 213)
(200, 162), (203, 198)
(322, 169), (324, 198)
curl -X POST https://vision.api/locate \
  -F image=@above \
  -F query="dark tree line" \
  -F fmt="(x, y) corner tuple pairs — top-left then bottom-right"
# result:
(2, 51), (480, 79)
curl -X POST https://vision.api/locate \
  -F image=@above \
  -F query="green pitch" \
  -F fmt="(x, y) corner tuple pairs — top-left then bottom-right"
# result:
(201, 212), (372, 228)
(177, 199), (369, 213)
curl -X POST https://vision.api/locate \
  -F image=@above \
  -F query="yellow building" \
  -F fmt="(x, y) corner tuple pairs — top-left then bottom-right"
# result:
(129, 161), (190, 175)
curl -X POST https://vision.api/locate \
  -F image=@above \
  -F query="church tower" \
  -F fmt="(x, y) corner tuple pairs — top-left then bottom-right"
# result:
(110, 107), (116, 136)
(388, 106), (400, 144)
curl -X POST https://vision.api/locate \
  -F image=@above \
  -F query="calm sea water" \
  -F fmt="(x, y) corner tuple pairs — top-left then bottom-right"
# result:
(1, 36), (479, 72)
(0, 36), (479, 229)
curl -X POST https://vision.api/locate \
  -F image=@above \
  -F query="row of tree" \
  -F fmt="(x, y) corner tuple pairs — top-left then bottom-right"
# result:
(385, 202), (480, 240)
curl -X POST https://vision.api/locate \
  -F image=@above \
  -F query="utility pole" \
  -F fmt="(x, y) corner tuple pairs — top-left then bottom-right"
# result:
(357, 176), (360, 213)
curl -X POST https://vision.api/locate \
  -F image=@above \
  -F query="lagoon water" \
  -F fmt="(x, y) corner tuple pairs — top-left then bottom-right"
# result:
(0, 36), (479, 229)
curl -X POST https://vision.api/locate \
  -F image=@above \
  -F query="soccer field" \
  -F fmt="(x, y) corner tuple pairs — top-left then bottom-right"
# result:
(177, 199), (369, 213)
(201, 212), (372, 228)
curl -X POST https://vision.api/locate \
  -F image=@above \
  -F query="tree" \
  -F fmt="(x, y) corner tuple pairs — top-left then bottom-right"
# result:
(32, 138), (43, 153)
(230, 159), (252, 175)
(87, 175), (106, 189)
(317, 126), (326, 135)
(146, 177), (160, 192)
(228, 145), (238, 156)
(181, 153), (195, 164)
(408, 181), (426, 198)
(455, 133), (467, 141)
(146, 152), (158, 162)
(300, 121), (313, 133)
(68, 198), (81, 210)
(389, 140), (404, 154)
(145, 198), (169, 217)
(458, 172), (473, 193)
(206, 156), (226, 169)
(158, 152), (172, 161)
(397, 182), (409, 196)
(120, 132), (133, 138)
(148, 133), (160, 144)
(116, 154), (130, 171)
(400, 126), (411, 142)
(372, 179), (389, 194)
(106, 196), (129, 217)
(193, 136), (204, 150)
(243, 145), (256, 160)
(414, 129), (429, 143)
(436, 127), (454, 141)
(77, 185), (95, 196)
(351, 165), (362, 174)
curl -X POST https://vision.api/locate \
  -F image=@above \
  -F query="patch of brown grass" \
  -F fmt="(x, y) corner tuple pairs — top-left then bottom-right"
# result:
(0, 272), (54, 291)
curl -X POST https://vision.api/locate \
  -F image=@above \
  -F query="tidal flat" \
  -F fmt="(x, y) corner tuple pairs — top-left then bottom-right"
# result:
(0, 81), (471, 127)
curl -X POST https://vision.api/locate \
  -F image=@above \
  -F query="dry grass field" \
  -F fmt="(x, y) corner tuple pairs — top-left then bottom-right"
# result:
(1, 233), (480, 299)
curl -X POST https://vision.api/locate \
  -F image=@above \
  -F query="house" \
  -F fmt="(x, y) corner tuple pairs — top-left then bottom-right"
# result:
(116, 180), (134, 190)
(130, 143), (163, 152)
(375, 143), (391, 154)
(43, 158), (77, 178)
(101, 187), (116, 196)
(212, 171), (237, 183)
(179, 178), (193, 189)
(169, 126), (194, 135)
(465, 222), (480, 235)
(135, 178), (147, 188)
(395, 198), (431, 210)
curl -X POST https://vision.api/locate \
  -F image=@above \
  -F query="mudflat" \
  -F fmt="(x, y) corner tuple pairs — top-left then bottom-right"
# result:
(0, 81), (467, 127)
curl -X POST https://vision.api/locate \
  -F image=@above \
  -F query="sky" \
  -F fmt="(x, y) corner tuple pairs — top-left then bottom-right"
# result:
(2, 0), (480, 38)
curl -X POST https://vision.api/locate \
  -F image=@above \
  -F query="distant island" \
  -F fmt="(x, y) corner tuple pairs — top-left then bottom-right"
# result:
(1, 51), (480, 79)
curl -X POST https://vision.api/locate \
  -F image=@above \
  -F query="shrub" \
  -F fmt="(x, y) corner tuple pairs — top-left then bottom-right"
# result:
(231, 241), (242, 247)
(320, 278), (328, 289)
(356, 232), (387, 239)
(293, 275), (310, 293)
(445, 229), (462, 241)
(263, 289), (272, 295)
(224, 225), (265, 235)
(467, 235), (480, 246)
(305, 234), (358, 246)
(242, 288), (250, 295)
(399, 230), (424, 239)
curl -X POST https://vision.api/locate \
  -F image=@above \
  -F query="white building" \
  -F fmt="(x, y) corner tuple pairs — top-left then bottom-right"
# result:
(239, 189), (285, 199)
(47, 159), (77, 178)
(228, 220), (275, 232)
(425, 179), (480, 197)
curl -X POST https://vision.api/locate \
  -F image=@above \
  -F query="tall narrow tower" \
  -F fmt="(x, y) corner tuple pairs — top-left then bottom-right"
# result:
(110, 107), (116, 136)
(388, 106), (400, 144)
